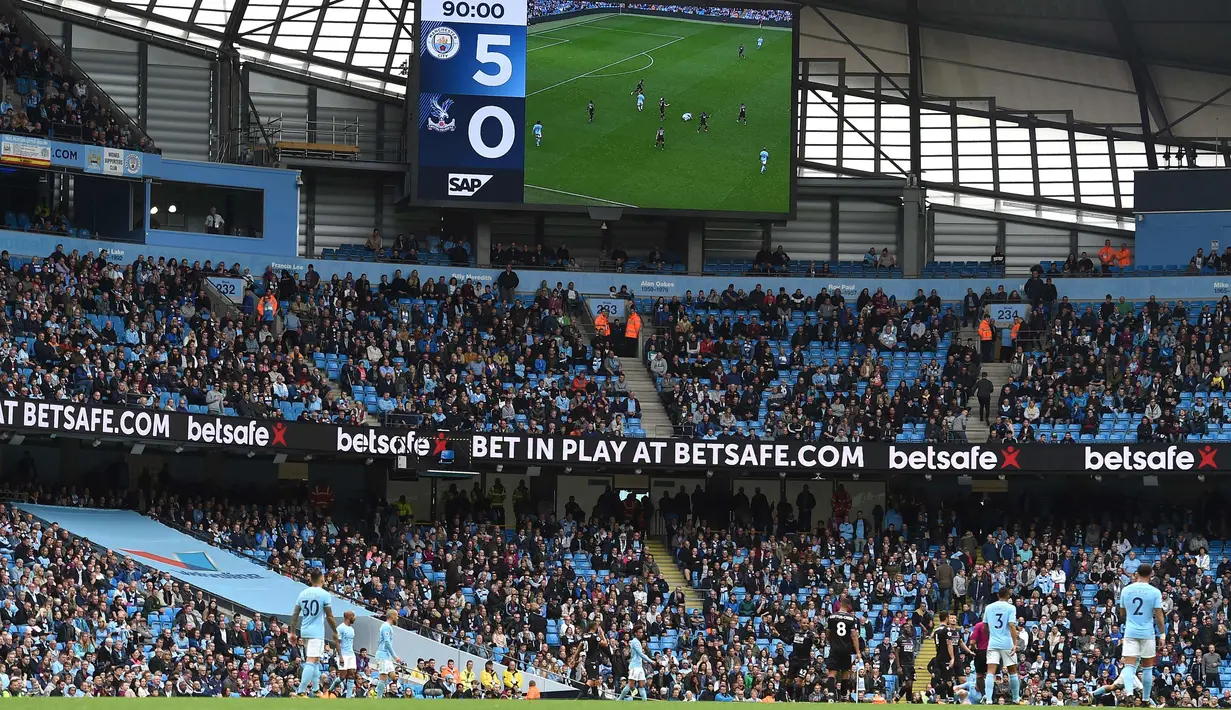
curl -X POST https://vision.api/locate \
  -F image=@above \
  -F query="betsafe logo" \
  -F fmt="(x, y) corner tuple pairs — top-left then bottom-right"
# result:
(121, 549), (219, 572)
(448, 173), (492, 197)
(335, 428), (447, 456)
(1083, 445), (1218, 471)
(888, 445), (1020, 471)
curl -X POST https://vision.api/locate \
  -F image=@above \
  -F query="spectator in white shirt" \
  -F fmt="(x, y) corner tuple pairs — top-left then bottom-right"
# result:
(205, 207), (225, 234)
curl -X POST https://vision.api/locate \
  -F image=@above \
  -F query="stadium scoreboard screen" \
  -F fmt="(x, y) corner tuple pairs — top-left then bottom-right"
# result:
(413, 0), (797, 217)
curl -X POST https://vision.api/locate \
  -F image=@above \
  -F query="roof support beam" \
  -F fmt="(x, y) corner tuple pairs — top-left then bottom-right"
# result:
(1101, 0), (1165, 169)
(906, 0), (922, 181)
(220, 0), (251, 52)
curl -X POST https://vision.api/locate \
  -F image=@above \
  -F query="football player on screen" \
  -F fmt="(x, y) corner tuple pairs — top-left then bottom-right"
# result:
(533, 120), (543, 147)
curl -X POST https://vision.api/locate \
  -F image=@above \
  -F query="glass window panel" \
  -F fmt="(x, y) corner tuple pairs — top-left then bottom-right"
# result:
(957, 128), (991, 143)
(921, 112), (951, 128)
(1115, 140), (1146, 154)
(278, 35), (311, 50)
(1039, 182), (1075, 197)
(842, 144), (875, 160)
(999, 169), (1034, 183)
(847, 117), (875, 134)
(845, 160), (875, 173)
(1036, 154), (1073, 169)
(997, 127), (1030, 142)
(922, 170), (953, 183)
(1000, 183), (1036, 196)
(957, 141), (991, 156)
(997, 141), (1032, 155)
(920, 142), (952, 156)
(921, 127), (952, 143)
(955, 114), (991, 128)
(1081, 181), (1116, 195)
(844, 101), (875, 117)
(960, 169), (994, 183)
(959, 155), (993, 170)
(1036, 127), (1071, 142)
(880, 131), (913, 146)
(883, 145), (911, 160)
(882, 103), (910, 118)
(1038, 168), (1074, 183)
(314, 36), (351, 51)
(1115, 153), (1148, 168)
(881, 116), (910, 132)
(1084, 195), (1118, 207)
(805, 116), (837, 131)
(1076, 154), (1110, 168)
(999, 154), (1033, 170)
(1078, 168), (1113, 183)
(1036, 140), (1072, 155)
(922, 155), (953, 170)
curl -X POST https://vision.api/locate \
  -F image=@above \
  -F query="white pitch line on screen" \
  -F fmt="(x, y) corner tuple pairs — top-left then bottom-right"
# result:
(527, 36), (570, 52)
(527, 12), (613, 34)
(524, 184), (637, 208)
(527, 35), (686, 96)
(587, 54), (655, 78)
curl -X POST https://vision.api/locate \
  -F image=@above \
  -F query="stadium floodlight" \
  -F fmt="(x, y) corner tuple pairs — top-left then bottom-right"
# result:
(149, 206), (158, 215)
(168, 204), (177, 214)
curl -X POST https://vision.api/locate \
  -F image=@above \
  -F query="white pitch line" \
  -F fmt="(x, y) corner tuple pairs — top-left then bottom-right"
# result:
(584, 21), (683, 39)
(527, 12), (612, 34)
(588, 53), (654, 78)
(528, 36), (570, 52)
(527, 35), (686, 97)
(525, 184), (637, 208)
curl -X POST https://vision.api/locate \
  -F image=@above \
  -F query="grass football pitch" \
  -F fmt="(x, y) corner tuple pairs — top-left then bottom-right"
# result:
(525, 12), (792, 213)
(15, 700), (888, 708)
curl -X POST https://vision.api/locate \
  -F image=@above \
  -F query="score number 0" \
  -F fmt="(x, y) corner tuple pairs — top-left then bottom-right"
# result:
(469, 34), (515, 160)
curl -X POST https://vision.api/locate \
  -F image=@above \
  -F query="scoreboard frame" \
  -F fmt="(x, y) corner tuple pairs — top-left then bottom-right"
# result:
(408, 0), (800, 220)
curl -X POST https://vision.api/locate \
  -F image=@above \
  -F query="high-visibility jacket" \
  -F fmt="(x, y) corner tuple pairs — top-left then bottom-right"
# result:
(258, 294), (278, 319)
(1098, 245), (1115, 266)
(594, 313), (610, 336)
(1117, 248), (1131, 267)
(625, 312), (642, 339)
(978, 320), (993, 341)
(1010, 321), (1021, 341)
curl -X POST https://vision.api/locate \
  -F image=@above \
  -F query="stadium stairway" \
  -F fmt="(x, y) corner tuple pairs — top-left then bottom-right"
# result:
(913, 632), (937, 685)
(621, 358), (674, 437)
(646, 539), (705, 611)
(966, 362), (1013, 442)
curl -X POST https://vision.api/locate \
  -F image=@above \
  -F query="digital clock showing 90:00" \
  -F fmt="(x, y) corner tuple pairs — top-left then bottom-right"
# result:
(440, 1), (506, 19)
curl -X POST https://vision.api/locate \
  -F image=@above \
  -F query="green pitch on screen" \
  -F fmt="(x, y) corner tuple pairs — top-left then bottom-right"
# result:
(524, 13), (792, 213)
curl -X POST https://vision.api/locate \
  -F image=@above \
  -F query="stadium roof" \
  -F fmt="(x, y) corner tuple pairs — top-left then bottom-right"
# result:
(810, 0), (1231, 75)
(18, 0), (1230, 95)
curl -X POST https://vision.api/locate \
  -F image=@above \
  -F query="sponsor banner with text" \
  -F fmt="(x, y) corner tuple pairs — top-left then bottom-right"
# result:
(1, 398), (1226, 473)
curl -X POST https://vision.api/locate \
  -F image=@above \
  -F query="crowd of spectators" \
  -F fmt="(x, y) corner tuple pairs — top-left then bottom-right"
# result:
(0, 245), (363, 425)
(6, 476), (1230, 706)
(1041, 240), (1134, 276)
(641, 284), (980, 441)
(989, 291), (1231, 444)
(0, 15), (154, 151)
(668, 489), (1231, 707)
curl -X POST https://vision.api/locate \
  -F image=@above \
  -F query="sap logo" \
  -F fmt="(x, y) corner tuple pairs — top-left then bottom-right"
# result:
(447, 173), (492, 197)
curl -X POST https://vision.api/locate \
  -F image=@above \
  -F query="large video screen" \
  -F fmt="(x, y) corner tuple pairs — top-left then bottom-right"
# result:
(414, 0), (796, 216)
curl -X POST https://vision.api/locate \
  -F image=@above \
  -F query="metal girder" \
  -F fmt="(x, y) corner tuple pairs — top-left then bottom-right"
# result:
(906, 0), (921, 181)
(219, 0), (251, 51)
(1101, 0), (1166, 168)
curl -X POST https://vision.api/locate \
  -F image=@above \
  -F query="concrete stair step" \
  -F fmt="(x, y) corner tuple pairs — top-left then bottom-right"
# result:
(646, 540), (704, 611)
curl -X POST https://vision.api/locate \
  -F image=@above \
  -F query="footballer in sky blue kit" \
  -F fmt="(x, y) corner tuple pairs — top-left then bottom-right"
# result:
(331, 610), (358, 698)
(955, 673), (983, 705)
(982, 587), (1021, 704)
(533, 121), (543, 147)
(373, 608), (404, 698)
(760, 148), (769, 173)
(757, 36), (764, 49)
(1094, 563), (1164, 704)
(291, 569), (337, 697)
(637, 93), (645, 112)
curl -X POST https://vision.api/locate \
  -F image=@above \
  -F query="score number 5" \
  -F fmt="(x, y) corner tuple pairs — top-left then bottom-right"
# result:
(473, 34), (512, 87)
(468, 33), (516, 160)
